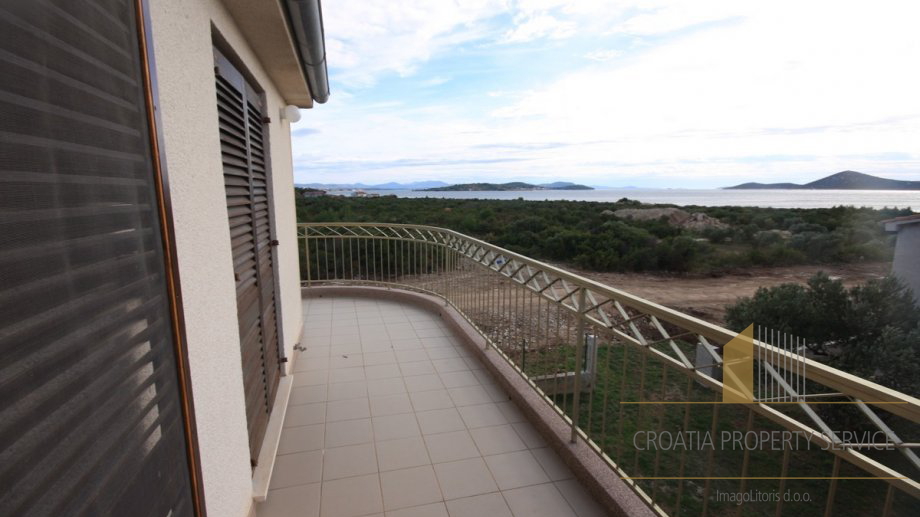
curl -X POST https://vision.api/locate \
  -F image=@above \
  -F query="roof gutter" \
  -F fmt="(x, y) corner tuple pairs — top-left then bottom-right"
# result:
(284, 0), (330, 104)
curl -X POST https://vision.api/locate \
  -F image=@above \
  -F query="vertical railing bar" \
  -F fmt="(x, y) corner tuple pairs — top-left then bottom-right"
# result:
(803, 334), (807, 401)
(551, 303), (558, 409)
(529, 287), (535, 367)
(785, 331), (790, 402)
(674, 375), (693, 517)
(824, 456), (842, 517)
(594, 338), (623, 444)
(633, 347), (648, 476)
(323, 236), (328, 282)
(735, 408), (755, 517)
(700, 391), (721, 517)
(651, 365), (669, 501)
(775, 440), (792, 517)
(305, 234), (312, 286)
(516, 274), (523, 365)
(881, 485), (895, 517)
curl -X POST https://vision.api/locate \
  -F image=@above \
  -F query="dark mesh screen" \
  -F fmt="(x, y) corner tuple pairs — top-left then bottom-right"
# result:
(0, 1), (195, 516)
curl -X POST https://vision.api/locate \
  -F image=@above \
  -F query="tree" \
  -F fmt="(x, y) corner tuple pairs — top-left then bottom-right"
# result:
(725, 273), (920, 396)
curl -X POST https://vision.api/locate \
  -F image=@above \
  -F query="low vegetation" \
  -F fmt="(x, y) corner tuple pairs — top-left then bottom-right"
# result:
(726, 273), (920, 397)
(296, 192), (912, 274)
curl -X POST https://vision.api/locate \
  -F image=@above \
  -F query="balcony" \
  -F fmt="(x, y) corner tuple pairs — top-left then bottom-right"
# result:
(265, 223), (918, 516)
(257, 295), (609, 517)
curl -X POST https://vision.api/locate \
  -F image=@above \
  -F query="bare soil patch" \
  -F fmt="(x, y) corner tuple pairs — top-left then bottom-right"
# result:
(566, 262), (891, 325)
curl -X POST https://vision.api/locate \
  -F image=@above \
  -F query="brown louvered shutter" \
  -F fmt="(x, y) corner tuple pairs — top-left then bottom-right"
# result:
(214, 48), (281, 464)
(0, 1), (197, 516)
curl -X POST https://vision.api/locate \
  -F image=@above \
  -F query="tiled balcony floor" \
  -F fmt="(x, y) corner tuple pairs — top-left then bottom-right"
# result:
(257, 296), (607, 517)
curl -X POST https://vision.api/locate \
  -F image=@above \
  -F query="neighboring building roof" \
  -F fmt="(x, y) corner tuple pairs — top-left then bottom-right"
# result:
(882, 214), (920, 232)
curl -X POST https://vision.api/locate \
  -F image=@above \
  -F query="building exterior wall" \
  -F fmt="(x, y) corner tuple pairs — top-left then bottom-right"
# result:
(147, 1), (304, 515)
(892, 224), (920, 303)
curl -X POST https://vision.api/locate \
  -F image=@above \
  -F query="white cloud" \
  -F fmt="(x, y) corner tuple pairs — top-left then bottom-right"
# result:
(502, 14), (576, 43)
(296, 0), (920, 187)
(584, 49), (622, 61)
(321, 0), (509, 86)
(487, 1), (920, 173)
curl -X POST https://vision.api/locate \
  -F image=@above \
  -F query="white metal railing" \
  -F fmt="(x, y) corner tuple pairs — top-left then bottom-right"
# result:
(298, 222), (920, 516)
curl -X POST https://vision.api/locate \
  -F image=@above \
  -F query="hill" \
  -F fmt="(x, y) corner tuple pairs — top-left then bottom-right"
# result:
(724, 182), (801, 190)
(420, 182), (594, 191)
(296, 181), (449, 190)
(726, 171), (920, 190)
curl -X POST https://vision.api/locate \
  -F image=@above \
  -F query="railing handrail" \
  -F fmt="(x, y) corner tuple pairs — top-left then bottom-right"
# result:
(299, 222), (920, 422)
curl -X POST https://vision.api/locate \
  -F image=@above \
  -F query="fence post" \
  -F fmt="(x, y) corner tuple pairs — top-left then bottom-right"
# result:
(571, 287), (587, 443)
(304, 233), (312, 286)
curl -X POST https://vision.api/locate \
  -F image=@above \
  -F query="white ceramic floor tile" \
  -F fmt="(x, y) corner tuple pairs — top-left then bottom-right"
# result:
(278, 424), (325, 455)
(364, 351), (398, 365)
(432, 458), (498, 500)
(366, 363), (403, 380)
(258, 483), (321, 517)
(511, 422), (546, 449)
(294, 370), (329, 388)
(373, 413), (421, 441)
(329, 367), (366, 383)
(444, 493), (513, 517)
(403, 374), (444, 393)
(380, 465), (443, 511)
(290, 385), (328, 406)
(424, 430), (480, 464)
(320, 473), (383, 517)
(409, 390), (454, 411)
(285, 402), (326, 427)
(554, 479), (607, 517)
(438, 370), (479, 388)
(448, 386), (493, 407)
(327, 381), (369, 401)
(399, 360), (436, 377)
(368, 377), (408, 395)
(330, 353), (364, 369)
(483, 450), (550, 490)
(376, 436), (432, 471)
(371, 393), (414, 416)
(416, 408), (466, 435)
(270, 450), (323, 489)
(324, 418), (374, 448)
(396, 350), (429, 363)
(385, 502), (448, 517)
(268, 298), (605, 517)
(326, 397), (371, 422)
(501, 483), (577, 517)
(322, 443), (378, 480)
(470, 425), (528, 456)
(530, 447), (573, 481)
(457, 404), (509, 429)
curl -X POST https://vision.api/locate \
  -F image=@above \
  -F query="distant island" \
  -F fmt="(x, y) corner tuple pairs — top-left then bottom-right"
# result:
(420, 181), (593, 192)
(296, 181), (450, 190)
(726, 170), (920, 190)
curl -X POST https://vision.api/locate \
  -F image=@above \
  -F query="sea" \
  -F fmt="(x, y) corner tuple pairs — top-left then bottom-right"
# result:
(358, 188), (920, 210)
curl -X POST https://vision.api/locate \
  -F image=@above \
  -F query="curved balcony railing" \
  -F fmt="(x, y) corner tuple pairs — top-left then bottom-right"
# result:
(298, 222), (920, 516)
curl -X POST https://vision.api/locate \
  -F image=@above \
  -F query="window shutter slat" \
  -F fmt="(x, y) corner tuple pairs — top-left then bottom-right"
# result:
(0, 1), (196, 516)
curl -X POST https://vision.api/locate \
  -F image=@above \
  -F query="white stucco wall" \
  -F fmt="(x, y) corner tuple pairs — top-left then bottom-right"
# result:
(147, 1), (304, 516)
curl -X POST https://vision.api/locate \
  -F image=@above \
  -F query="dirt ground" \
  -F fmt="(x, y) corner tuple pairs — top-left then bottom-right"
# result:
(568, 262), (892, 325)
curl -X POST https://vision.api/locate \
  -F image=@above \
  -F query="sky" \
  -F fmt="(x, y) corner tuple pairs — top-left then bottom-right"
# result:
(290, 0), (920, 188)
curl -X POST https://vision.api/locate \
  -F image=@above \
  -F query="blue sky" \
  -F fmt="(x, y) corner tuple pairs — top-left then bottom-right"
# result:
(291, 0), (920, 188)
